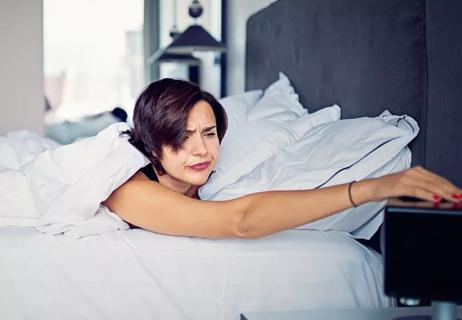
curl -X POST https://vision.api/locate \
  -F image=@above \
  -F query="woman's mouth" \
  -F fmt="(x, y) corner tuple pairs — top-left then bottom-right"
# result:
(188, 161), (211, 171)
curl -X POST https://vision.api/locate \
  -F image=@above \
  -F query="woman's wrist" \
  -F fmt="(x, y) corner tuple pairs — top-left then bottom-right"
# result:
(349, 179), (378, 206)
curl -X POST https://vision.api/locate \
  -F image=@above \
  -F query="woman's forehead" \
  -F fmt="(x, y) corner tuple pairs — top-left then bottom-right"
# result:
(187, 100), (217, 128)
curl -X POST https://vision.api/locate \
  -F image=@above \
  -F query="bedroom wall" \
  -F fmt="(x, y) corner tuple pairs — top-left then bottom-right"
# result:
(0, 0), (44, 135)
(226, 0), (277, 95)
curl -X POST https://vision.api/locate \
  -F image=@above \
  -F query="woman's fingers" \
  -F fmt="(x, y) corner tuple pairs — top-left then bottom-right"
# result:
(417, 166), (462, 201)
(404, 166), (462, 203)
(413, 166), (460, 191)
(397, 171), (440, 201)
(412, 186), (441, 203)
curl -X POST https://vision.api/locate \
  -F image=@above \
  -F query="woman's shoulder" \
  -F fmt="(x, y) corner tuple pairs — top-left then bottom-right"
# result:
(122, 164), (158, 183)
(130, 170), (151, 182)
(103, 169), (156, 207)
(103, 169), (171, 216)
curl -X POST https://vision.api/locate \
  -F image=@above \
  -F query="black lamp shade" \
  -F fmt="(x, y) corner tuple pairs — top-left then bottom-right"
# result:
(148, 48), (201, 65)
(164, 25), (226, 54)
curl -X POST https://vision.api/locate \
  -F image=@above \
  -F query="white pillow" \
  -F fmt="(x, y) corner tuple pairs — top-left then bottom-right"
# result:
(219, 90), (262, 129)
(199, 105), (341, 200)
(203, 110), (419, 239)
(247, 72), (308, 122)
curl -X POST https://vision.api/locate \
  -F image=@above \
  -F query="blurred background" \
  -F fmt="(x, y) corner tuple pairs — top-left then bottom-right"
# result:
(0, 0), (277, 143)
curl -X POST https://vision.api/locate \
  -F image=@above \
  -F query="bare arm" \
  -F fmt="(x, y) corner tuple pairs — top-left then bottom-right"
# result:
(238, 166), (462, 238)
(104, 166), (462, 239)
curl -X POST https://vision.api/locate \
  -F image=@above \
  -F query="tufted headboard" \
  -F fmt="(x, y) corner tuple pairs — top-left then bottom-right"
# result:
(246, 0), (462, 186)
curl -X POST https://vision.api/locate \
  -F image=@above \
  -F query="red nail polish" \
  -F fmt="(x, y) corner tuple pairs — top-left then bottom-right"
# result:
(433, 195), (442, 203)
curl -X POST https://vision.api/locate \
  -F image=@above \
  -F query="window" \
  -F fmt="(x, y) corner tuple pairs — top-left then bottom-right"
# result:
(44, 0), (144, 123)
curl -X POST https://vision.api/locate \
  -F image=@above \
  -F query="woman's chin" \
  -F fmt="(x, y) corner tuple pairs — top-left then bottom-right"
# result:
(189, 177), (209, 186)
(185, 172), (212, 186)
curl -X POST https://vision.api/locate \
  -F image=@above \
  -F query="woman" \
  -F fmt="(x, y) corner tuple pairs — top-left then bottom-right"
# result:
(104, 78), (462, 238)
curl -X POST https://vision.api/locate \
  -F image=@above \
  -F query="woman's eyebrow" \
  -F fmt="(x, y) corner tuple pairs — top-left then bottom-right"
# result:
(186, 126), (217, 134)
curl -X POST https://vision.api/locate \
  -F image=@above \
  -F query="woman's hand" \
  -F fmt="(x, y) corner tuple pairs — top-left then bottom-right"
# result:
(368, 166), (462, 203)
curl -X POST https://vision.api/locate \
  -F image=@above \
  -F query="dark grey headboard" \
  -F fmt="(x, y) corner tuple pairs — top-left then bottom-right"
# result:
(246, 0), (462, 186)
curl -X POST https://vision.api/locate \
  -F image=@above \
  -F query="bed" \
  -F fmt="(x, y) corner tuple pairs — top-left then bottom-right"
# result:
(1, 0), (462, 319)
(0, 227), (389, 319)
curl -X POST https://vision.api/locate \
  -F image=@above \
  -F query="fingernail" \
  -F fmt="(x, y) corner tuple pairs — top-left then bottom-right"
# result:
(453, 193), (462, 199)
(433, 203), (441, 208)
(433, 194), (441, 201)
(453, 203), (462, 209)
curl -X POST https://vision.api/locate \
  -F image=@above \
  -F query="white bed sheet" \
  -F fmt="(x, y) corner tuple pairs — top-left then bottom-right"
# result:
(0, 227), (393, 320)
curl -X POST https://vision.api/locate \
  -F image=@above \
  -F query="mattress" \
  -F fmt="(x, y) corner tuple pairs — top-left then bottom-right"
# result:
(0, 227), (393, 319)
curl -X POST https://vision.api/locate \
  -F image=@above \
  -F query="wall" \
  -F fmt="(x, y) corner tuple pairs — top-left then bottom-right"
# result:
(226, 0), (277, 95)
(0, 0), (44, 135)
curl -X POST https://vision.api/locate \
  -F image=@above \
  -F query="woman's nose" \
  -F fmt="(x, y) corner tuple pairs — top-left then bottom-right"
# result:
(191, 136), (208, 156)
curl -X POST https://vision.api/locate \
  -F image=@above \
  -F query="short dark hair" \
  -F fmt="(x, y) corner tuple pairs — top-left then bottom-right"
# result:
(125, 78), (227, 175)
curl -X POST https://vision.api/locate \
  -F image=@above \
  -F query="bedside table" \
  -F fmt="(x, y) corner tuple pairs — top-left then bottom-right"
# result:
(240, 306), (462, 320)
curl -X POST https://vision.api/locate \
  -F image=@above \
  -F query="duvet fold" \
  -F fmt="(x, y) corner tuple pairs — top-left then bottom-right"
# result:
(0, 123), (149, 238)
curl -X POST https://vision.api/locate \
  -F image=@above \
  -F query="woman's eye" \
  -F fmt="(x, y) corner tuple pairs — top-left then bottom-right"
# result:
(205, 132), (216, 137)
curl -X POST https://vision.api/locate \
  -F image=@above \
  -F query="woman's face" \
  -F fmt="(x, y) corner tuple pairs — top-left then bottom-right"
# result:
(158, 100), (220, 188)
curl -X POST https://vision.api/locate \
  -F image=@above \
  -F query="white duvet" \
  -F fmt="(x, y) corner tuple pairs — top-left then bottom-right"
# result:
(0, 123), (149, 237)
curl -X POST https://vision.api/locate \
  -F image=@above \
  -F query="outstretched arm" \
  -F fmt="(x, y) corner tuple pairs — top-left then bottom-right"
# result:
(237, 166), (462, 238)
(104, 166), (462, 239)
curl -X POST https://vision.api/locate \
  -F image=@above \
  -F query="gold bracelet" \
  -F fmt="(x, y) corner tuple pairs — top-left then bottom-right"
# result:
(348, 181), (358, 208)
